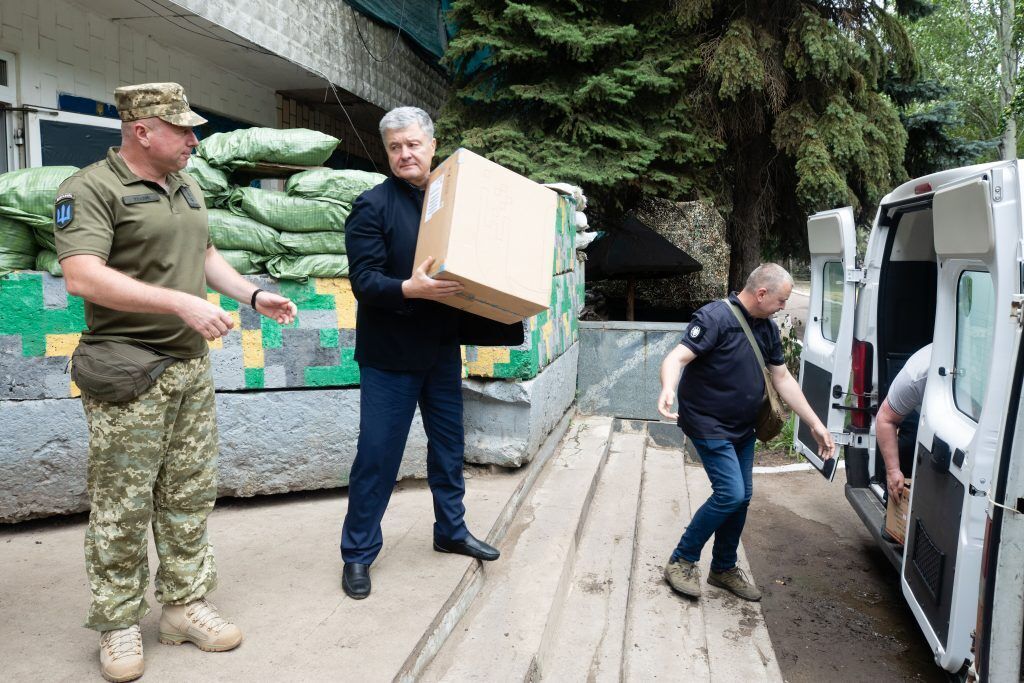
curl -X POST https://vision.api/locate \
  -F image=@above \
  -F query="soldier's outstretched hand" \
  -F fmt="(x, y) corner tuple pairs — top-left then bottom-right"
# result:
(254, 291), (297, 325)
(179, 295), (235, 340)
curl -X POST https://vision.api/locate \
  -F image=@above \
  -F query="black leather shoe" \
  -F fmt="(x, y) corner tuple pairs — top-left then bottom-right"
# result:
(342, 562), (371, 599)
(433, 532), (500, 561)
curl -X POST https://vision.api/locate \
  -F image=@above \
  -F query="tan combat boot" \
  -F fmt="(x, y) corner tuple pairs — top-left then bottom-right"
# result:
(708, 566), (762, 601)
(99, 624), (144, 682)
(158, 598), (243, 652)
(664, 558), (702, 598)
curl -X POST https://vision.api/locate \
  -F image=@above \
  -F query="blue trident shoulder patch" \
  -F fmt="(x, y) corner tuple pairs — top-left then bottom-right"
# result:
(54, 194), (74, 230)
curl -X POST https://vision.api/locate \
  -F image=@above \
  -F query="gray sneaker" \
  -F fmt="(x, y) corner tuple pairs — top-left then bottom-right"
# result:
(708, 566), (762, 601)
(664, 558), (701, 598)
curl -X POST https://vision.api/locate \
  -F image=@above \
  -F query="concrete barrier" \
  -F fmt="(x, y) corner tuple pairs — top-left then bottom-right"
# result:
(576, 321), (687, 421)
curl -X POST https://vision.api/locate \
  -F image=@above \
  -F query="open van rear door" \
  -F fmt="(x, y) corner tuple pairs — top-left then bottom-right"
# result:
(795, 206), (858, 480)
(900, 166), (1023, 672)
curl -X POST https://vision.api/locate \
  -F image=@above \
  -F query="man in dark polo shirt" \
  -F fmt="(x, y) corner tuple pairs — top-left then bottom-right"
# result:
(657, 264), (834, 601)
(56, 82), (296, 682)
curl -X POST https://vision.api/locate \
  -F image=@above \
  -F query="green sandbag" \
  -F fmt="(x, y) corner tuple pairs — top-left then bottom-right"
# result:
(277, 230), (347, 255)
(208, 209), (286, 255)
(219, 249), (268, 275)
(285, 169), (385, 205)
(32, 223), (56, 252)
(0, 251), (37, 279)
(34, 250), (62, 277)
(184, 157), (232, 207)
(265, 254), (349, 281)
(227, 187), (349, 233)
(198, 128), (340, 170)
(0, 216), (38, 256)
(0, 166), (78, 227)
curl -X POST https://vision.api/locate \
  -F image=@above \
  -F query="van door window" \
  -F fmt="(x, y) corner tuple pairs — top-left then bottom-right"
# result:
(822, 261), (844, 342)
(954, 270), (995, 421)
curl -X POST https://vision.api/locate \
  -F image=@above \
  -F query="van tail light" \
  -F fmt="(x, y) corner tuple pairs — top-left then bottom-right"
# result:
(851, 339), (873, 429)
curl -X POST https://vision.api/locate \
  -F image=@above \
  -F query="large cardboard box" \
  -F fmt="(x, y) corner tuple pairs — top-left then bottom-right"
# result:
(414, 148), (558, 324)
(884, 480), (912, 545)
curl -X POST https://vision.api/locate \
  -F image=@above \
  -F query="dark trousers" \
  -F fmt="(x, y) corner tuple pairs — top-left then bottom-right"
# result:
(340, 346), (468, 565)
(671, 435), (756, 573)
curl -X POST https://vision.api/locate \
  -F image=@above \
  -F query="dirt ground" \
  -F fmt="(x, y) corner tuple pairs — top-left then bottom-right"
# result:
(741, 470), (947, 683)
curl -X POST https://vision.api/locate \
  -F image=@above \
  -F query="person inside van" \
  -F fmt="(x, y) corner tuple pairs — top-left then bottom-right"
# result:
(876, 343), (932, 503)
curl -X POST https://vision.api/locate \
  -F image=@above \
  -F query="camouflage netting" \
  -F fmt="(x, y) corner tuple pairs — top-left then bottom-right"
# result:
(588, 197), (730, 316)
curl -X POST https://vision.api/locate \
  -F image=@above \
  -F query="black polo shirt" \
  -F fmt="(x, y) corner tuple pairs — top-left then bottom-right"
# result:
(677, 293), (784, 441)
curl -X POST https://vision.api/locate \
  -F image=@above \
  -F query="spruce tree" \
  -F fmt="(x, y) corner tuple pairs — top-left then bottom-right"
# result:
(438, 1), (720, 213)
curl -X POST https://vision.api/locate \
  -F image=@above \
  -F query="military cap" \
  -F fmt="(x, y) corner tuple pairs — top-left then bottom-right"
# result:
(114, 82), (207, 127)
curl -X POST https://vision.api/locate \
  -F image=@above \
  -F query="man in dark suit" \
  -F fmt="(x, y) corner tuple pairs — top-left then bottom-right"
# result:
(341, 107), (515, 599)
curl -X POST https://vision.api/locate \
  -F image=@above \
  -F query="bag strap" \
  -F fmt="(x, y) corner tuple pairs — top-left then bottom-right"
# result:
(724, 299), (768, 372)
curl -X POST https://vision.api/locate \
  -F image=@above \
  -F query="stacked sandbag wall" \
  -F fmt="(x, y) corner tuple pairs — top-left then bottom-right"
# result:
(185, 128), (385, 281)
(0, 166), (79, 278)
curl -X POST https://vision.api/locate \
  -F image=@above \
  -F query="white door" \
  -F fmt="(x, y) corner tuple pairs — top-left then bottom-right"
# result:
(795, 206), (858, 480)
(901, 166), (1023, 672)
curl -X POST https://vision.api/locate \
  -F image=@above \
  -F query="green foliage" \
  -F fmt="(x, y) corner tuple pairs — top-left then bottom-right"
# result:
(755, 412), (799, 458)
(886, 77), (997, 177)
(439, 0), (721, 212)
(441, 1), (952, 287)
(906, 0), (1006, 159)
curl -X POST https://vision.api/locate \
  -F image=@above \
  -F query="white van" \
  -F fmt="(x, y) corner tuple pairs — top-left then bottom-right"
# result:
(797, 161), (1024, 680)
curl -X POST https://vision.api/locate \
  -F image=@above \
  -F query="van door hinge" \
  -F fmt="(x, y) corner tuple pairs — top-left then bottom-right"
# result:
(845, 268), (866, 284)
(1011, 294), (1024, 326)
(829, 432), (871, 448)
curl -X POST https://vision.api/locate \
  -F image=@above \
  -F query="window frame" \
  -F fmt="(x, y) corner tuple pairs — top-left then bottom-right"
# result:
(952, 268), (995, 423)
(820, 259), (845, 343)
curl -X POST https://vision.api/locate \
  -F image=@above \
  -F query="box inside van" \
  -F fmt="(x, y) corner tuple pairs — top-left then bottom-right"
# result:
(797, 161), (1024, 679)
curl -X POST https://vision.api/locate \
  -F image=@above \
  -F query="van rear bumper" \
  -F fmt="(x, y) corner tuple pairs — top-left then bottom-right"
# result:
(845, 484), (904, 571)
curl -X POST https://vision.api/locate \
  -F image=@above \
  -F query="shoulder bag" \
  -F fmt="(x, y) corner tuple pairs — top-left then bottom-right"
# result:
(725, 300), (785, 442)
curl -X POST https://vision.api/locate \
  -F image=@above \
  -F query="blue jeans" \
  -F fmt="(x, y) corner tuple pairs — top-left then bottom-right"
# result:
(340, 346), (468, 565)
(671, 435), (756, 573)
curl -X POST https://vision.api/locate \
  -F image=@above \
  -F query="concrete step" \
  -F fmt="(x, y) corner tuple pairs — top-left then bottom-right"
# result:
(623, 443), (711, 680)
(535, 427), (647, 682)
(420, 414), (615, 682)
(684, 462), (784, 682)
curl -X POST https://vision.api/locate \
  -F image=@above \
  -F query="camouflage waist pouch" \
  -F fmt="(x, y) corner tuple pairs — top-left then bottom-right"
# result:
(71, 340), (177, 403)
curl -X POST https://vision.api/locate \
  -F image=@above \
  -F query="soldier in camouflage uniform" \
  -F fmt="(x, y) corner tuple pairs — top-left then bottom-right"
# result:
(55, 82), (297, 683)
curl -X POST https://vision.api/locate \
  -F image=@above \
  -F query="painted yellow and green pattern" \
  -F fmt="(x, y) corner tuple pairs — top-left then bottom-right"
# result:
(0, 196), (581, 397)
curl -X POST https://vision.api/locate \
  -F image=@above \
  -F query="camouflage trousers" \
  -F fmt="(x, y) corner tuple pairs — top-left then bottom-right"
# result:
(81, 355), (219, 631)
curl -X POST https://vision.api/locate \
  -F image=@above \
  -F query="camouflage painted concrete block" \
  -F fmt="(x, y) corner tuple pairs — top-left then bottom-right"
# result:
(552, 196), (577, 276)
(463, 264), (584, 380)
(1, 196), (583, 394)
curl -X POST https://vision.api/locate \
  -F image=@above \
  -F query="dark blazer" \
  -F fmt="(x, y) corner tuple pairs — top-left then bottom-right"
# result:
(345, 176), (523, 372)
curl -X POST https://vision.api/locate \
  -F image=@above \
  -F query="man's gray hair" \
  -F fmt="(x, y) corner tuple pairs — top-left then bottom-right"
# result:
(379, 106), (434, 141)
(743, 263), (794, 294)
